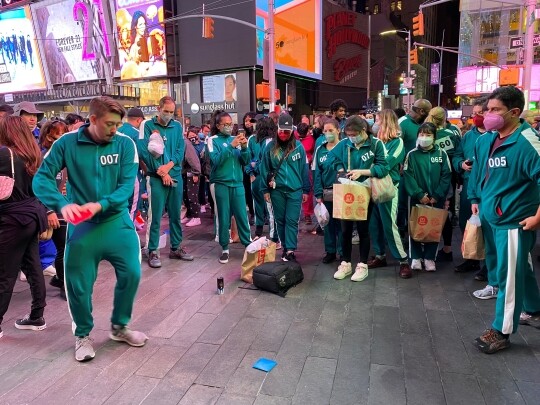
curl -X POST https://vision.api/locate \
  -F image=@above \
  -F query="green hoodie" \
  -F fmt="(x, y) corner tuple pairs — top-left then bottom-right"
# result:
(137, 117), (184, 178)
(468, 120), (540, 229)
(206, 132), (251, 187)
(403, 145), (452, 203)
(32, 124), (138, 223)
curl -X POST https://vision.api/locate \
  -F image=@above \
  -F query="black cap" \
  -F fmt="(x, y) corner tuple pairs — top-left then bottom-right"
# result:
(127, 108), (145, 119)
(278, 113), (293, 131)
(250, 114), (265, 123)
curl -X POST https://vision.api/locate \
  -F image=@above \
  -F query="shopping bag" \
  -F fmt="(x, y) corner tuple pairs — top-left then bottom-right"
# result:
(371, 175), (396, 204)
(461, 215), (485, 260)
(332, 181), (371, 221)
(241, 238), (277, 284)
(409, 204), (448, 243)
(314, 202), (330, 228)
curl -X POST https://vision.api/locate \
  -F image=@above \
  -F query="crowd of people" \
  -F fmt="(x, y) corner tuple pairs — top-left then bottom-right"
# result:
(0, 85), (539, 362)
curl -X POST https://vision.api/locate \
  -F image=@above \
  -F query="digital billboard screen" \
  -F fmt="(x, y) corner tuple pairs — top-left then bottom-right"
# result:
(256, 0), (322, 80)
(32, 0), (113, 84)
(0, 6), (47, 93)
(202, 73), (237, 103)
(115, 0), (166, 80)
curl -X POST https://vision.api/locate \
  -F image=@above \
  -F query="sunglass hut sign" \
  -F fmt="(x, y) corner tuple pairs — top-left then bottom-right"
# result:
(325, 11), (369, 84)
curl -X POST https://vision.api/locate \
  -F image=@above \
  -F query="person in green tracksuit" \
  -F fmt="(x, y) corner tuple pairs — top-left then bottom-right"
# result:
(452, 98), (494, 281)
(313, 118), (343, 264)
(260, 114), (310, 262)
(33, 96), (148, 362)
(246, 117), (279, 243)
(468, 86), (540, 354)
(403, 122), (452, 272)
(206, 112), (252, 264)
(138, 96), (194, 268)
(367, 110), (410, 278)
(425, 107), (462, 262)
(325, 116), (389, 282)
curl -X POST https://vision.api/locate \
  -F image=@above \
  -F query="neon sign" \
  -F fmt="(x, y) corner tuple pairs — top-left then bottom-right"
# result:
(73, 0), (111, 60)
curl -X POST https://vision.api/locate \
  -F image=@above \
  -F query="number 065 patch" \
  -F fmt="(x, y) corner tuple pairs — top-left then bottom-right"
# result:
(100, 154), (119, 166)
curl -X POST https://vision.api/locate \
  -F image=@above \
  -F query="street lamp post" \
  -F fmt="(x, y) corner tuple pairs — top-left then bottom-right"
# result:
(380, 29), (411, 109)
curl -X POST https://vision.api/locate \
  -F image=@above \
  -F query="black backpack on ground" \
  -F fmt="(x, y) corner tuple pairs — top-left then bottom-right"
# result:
(253, 261), (304, 297)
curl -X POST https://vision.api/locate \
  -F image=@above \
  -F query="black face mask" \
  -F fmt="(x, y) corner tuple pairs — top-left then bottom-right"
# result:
(412, 106), (427, 123)
(189, 138), (197, 144)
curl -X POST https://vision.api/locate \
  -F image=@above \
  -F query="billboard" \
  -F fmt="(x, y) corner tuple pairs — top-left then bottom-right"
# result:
(256, 0), (322, 80)
(202, 73), (237, 103)
(114, 0), (166, 80)
(32, 0), (114, 84)
(0, 6), (47, 92)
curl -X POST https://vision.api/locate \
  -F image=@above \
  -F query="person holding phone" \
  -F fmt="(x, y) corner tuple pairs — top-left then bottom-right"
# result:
(206, 112), (252, 264)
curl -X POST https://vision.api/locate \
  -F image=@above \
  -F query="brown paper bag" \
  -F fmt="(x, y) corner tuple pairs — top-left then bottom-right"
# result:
(461, 220), (485, 260)
(332, 182), (371, 221)
(409, 205), (448, 243)
(241, 242), (277, 284)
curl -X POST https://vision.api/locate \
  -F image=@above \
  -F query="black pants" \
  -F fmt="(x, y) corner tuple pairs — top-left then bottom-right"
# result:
(243, 172), (254, 218)
(442, 174), (458, 247)
(51, 221), (67, 284)
(183, 175), (200, 218)
(341, 202), (373, 263)
(198, 176), (207, 205)
(0, 216), (46, 324)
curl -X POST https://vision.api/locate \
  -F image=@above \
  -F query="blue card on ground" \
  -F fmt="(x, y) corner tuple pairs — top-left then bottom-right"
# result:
(253, 358), (277, 372)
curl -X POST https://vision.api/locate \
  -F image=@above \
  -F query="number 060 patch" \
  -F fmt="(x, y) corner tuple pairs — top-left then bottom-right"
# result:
(100, 154), (119, 166)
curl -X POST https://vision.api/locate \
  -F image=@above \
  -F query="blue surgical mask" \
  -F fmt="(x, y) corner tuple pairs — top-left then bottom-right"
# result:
(324, 132), (336, 143)
(348, 132), (367, 145)
(366, 118), (374, 126)
(371, 124), (380, 135)
(198, 132), (205, 140)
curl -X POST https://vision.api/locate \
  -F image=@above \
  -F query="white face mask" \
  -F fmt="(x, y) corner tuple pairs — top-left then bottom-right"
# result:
(418, 135), (433, 148)
(160, 112), (174, 125)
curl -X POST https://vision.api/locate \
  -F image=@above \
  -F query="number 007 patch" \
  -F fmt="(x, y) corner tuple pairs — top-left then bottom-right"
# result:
(100, 154), (119, 166)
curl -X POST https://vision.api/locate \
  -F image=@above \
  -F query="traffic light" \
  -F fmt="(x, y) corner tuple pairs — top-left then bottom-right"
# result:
(412, 12), (424, 37)
(202, 17), (215, 39)
(410, 49), (418, 65)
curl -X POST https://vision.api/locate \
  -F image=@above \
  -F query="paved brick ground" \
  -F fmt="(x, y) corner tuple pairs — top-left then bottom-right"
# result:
(1, 209), (540, 405)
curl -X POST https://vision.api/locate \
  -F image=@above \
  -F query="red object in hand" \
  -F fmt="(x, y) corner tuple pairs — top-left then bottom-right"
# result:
(69, 209), (93, 225)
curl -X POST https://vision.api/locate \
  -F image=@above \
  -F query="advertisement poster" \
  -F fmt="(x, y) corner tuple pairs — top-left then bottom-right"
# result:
(202, 73), (237, 103)
(115, 0), (166, 80)
(0, 6), (47, 92)
(256, 0), (321, 80)
(33, 0), (110, 84)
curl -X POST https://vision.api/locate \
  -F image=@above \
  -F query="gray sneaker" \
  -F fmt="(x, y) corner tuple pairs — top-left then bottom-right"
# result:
(520, 312), (540, 328)
(169, 247), (194, 261)
(110, 325), (148, 347)
(75, 336), (95, 362)
(148, 251), (161, 268)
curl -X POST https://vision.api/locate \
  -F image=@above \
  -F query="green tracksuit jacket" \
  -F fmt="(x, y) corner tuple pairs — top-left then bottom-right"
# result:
(398, 114), (420, 154)
(324, 136), (390, 182)
(434, 128), (461, 161)
(384, 137), (405, 185)
(452, 126), (485, 181)
(468, 120), (540, 229)
(118, 122), (139, 143)
(403, 145), (452, 203)
(245, 134), (272, 177)
(206, 133), (251, 186)
(313, 141), (337, 199)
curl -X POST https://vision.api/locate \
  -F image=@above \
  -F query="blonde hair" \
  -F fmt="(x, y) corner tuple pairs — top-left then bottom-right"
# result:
(377, 109), (400, 143)
(424, 106), (446, 129)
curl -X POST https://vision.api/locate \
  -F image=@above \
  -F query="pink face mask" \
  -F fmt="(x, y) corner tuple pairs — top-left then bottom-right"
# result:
(483, 111), (510, 131)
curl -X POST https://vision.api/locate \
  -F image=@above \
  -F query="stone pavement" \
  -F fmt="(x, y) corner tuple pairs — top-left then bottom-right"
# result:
(1, 210), (540, 405)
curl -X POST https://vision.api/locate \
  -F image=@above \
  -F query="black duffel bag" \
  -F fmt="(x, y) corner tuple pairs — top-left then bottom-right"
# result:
(253, 261), (304, 297)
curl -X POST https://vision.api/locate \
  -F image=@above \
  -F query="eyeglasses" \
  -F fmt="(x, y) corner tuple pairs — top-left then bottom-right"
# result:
(220, 123), (233, 128)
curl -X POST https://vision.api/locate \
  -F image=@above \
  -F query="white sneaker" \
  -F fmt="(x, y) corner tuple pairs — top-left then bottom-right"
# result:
(214, 235), (234, 244)
(19, 272), (27, 282)
(473, 285), (499, 300)
(43, 265), (56, 277)
(75, 336), (95, 362)
(186, 217), (201, 227)
(200, 206), (206, 213)
(351, 263), (368, 282)
(424, 260), (436, 272)
(181, 217), (190, 224)
(334, 261), (352, 280)
(351, 231), (360, 245)
(411, 259), (422, 270)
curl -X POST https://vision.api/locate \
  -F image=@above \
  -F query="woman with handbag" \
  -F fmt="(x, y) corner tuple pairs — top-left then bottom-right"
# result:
(0, 116), (48, 337)
(326, 116), (389, 282)
(260, 114), (310, 262)
(38, 119), (69, 300)
(314, 118), (343, 264)
(403, 123), (452, 272)
(368, 110), (411, 278)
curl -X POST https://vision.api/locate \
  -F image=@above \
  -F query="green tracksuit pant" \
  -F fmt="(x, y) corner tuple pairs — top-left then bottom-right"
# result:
(490, 227), (540, 334)
(210, 183), (251, 250)
(480, 212), (498, 288)
(323, 200), (343, 256)
(64, 212), (141, 337)
(146, 175), (183, 252)
(409, 199), (445, 260)
(270, 188), (302, 251)
(369, 188), (407, 261)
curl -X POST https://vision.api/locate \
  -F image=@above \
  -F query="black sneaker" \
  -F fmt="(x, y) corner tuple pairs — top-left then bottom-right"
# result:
(455, 259), (480, 273)
(15, 315), (46, 331)
(49, 275), (63, 289)
(219, 252), (229, 264)
(283, 252), (296, 262)
(474, 265), (488, 281)
(474, 329), (510, 354)
(436, 249), (453, 262)
(60, 289), (67, 301)
(322, 252), (336, 264)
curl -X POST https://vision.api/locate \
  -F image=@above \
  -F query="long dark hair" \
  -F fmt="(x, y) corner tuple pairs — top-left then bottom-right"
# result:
(255, 117), (276, 143)
(210, 111), (229, 135)
(242, 111), (256, 136)
(271, 130), (296, 158)
(0, 116), (41, 175)
(39, 120), (68, 150)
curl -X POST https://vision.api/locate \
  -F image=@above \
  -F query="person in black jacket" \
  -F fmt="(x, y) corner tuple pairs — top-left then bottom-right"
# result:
(0, 116), (48, 337)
